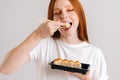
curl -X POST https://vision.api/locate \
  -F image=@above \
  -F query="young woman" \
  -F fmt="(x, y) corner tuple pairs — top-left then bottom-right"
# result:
(0, 0), (109, 80)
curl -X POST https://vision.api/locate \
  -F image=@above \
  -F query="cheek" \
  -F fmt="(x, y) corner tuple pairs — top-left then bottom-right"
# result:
(74, 15), (79, 24)
(53, 16), (60, 21)
(69, 12), (79, 21)
(70, 14), (79, 27)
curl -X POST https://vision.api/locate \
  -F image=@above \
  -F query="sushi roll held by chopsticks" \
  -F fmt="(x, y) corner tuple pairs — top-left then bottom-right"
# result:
(37, 18), (72, 29)
(61, 22), (72, 29)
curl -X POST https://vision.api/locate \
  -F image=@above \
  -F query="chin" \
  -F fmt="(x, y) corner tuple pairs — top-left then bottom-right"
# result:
(62, 32), (75, 37)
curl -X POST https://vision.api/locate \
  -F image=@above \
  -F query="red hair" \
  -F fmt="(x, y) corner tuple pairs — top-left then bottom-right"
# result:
(48, 0), (89, 42)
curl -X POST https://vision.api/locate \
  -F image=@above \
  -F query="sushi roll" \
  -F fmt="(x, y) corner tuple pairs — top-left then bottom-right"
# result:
(53, 58), (62, 65)
(68, 60), (75, 67)
(61, 22), (72, 29)
(61, 59), (69, 66)
(74, 61), (81, 68)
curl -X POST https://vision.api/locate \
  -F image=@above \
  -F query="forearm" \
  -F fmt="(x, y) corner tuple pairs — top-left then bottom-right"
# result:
(0, 20), (59, 74)
(0, 32), (42, 74)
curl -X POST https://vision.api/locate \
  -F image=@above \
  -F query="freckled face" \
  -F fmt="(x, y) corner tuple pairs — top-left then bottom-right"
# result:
(53, 0), (79, 37)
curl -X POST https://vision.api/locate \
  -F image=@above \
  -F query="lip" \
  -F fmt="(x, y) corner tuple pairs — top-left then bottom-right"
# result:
(60, 21), (73, 31)
(63, 22), (72, 31)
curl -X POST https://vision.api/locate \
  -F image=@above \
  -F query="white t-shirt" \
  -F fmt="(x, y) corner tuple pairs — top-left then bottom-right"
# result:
(29, 37), (109, 80)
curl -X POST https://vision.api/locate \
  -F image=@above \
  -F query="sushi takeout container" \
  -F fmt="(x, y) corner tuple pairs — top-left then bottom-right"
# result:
(49, 62), (90, 74)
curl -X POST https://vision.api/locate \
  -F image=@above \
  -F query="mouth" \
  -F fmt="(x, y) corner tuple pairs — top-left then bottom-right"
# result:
(61, 22), (72, 30)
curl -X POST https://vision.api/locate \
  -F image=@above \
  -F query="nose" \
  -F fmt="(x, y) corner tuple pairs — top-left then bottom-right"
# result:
(60, 10), (68, 20)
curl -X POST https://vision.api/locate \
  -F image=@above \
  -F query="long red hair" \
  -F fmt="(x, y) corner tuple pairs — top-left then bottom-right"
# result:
(48, 0), (89, 42)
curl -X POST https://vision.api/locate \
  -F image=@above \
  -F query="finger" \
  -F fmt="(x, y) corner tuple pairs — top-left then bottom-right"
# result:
(54, 22), (64, 27)
(51, 20), (64, 27)
(64, 71), (76, 76)
(57, 21), (65, 28)
(48, 22), (62, 30)
(64, 71), (72, 75)
(85, 71), (90, 75)
(64, 71), (83, 77)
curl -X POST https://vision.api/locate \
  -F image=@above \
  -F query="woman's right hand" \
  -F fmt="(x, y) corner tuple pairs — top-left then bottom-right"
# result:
(0, 20), (62, 74)
(34, 20), (62, 39)
(0, 20), (62, 75)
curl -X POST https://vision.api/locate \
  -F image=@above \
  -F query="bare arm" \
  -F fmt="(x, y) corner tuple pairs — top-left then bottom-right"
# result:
(0, 21), (61, 75)
(0, 32), (41, 75)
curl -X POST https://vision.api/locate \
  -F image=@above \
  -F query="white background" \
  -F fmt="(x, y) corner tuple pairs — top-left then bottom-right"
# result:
(0, 0), (120, 80)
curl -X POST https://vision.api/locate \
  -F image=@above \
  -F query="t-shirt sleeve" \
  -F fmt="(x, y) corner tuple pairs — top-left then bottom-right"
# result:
(28, 37), (51, 61)
(92, 48), (109, 80)
(29, 42), (42, 61)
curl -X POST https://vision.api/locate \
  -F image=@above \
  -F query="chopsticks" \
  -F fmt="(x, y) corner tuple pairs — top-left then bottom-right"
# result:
(37, 18), (72, 29)
(37, 18), (50, 23)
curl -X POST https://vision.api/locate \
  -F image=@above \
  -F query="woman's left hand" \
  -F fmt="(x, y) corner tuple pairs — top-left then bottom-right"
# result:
(64, 71), (91, 80)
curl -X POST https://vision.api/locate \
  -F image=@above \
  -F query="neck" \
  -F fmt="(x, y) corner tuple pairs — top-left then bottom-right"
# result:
(60, 35), (82, 44)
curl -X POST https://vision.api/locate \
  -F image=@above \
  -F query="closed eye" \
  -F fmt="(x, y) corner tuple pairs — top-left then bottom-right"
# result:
(67, 9), (74, 12)
(53, 11), (61, 15)
(54, 13), (60, 15)
(53, 9), (74, 15)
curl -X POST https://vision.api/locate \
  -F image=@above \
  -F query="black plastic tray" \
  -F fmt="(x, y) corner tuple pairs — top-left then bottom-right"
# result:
(49, 62), (90, 74)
